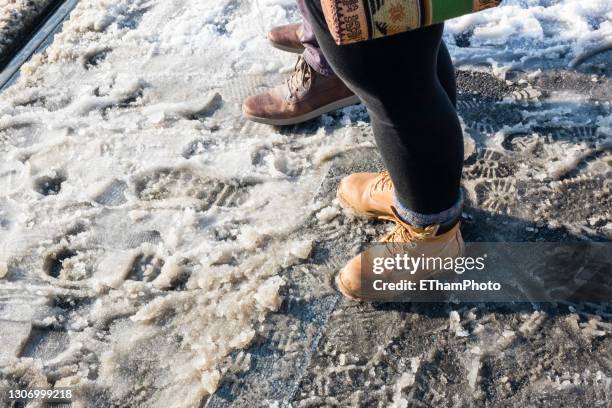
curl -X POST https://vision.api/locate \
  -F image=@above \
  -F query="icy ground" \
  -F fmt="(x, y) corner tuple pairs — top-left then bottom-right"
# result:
(0, 0), (610, 407)
(0, 0), (56, 67)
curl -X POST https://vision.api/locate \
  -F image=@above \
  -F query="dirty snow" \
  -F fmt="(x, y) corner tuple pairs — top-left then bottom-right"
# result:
(0, 0), (330, 405)
(446, 0), (612, 72)
(0, 0), (610, 407)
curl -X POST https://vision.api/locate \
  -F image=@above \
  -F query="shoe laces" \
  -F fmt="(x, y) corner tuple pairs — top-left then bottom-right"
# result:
(370, 170), (394, 197)
(382, 206), (438, 244)
(287, 56), (313, 99)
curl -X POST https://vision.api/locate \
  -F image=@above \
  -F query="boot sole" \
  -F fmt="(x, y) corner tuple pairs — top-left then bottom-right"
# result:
(336, 188), (394, 222)
(243, 95), (361, 126)
(269, 41), (304, 54)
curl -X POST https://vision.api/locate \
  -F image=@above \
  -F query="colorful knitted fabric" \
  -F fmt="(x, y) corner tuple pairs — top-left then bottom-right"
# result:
(321, 0), (502, 45)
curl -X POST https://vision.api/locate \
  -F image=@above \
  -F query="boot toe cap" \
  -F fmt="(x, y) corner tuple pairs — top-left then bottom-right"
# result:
(337, 173), (374, 211)
(267, 30), (283, 45)
(336, 255), (363, 300)
(268, 23), (303, 49)
(243, 92), (278, 118)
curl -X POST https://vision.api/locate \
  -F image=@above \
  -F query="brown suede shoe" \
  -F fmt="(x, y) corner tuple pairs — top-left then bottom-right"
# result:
(268, 23), (305, 54)
(243, 56), (359, 126)
(337, 170), (395, 221)
(336, 207), (464, 301)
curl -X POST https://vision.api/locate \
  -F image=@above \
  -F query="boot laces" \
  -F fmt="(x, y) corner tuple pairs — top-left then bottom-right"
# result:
(287, 56), (313, 99)
(382, 207), (438, 245)
(370, 170), (394, 197)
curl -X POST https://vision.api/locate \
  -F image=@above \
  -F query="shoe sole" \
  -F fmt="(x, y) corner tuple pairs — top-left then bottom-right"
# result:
(269, 41), (304, 54)
(243, 95), (361, 126)
(336, 188), (394, 222)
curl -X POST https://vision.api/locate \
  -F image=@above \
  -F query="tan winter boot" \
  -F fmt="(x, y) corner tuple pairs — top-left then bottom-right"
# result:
(242, 56), (359, 126)
(268, 23), (305, 54)
(337, 170), (395, 221)
(336, 207), (464, 301)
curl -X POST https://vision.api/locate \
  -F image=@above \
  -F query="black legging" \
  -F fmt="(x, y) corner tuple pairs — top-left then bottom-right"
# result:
(436, 43), (456, 108)
(305, 1), (463, 216)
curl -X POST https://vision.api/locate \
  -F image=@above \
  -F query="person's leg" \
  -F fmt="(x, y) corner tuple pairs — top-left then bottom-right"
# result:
(297, 0), (455, 105)
(437, 41), (457, 108)
(245, 1), (456, 126)
(242, 1), (359, 126)
(304, 1), (463, 220)
(297, 0), (456, 106)
(303, 2), (464, 300)
(296, 0), (335, 76)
